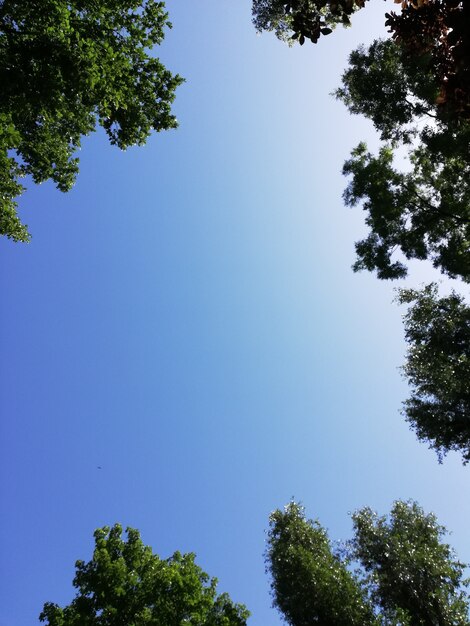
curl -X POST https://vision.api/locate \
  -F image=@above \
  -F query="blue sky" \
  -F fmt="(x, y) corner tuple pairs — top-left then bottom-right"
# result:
(1, 2), (469, 625)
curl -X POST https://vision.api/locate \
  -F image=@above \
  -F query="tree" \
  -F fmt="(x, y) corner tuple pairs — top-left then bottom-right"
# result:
(266, 502), (377, 626)
(266, 501), (470, 626)
(397, 284), (470, 464)
(337, 39), (470, 282)
(0, 0), (183, 242)
(40, 524), (249, 626)
(351, 500), (470, 626)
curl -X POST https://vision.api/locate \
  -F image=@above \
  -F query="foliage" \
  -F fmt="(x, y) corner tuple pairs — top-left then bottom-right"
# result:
(266, 502), (378, 626)
(397, 284), (470, 463)
(252, 0), (366, 45)
(252, 0), (470, 122)
(0, 0), (183, 242)
(352, 500), (470, 626)
(40, 524), (249, 626)
(266, 500), (470, 626)
(337, 39), (470, 281)
(386, 1), (470, 121)
(253, 5), (470, 281)
(335, 39), (439, 144)
(336, 29), (470, 463)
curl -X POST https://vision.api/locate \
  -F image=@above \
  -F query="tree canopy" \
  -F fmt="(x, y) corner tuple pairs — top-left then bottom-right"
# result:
(40, 524), (249, 626)
(0, 0), (183, 242)
(266, 500), (470, 626)
(386, 1), (470, 121)
(266, 501), (376, 626)
(337, 38), (470, 282)
(397, 284), (470, 464)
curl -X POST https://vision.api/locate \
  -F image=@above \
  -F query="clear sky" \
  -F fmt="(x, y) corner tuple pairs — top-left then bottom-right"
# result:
(1, 2), (469, 625)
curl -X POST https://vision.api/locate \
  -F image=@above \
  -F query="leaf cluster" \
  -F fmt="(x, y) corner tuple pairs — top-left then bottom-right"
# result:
(252, 0), (366, 45)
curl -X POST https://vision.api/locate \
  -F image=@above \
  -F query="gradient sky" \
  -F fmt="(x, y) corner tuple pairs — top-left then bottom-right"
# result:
(1, 2), (469, 625)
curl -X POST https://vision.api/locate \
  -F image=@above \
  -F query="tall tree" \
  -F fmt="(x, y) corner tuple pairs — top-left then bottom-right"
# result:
(0, 0), (183, 242)
(40, 524), (249, 626)
(266, 501), (470, 626)
(266, 502), (377, 626)
(397, 284), (470, 464)
(351, 500), (470, 626)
